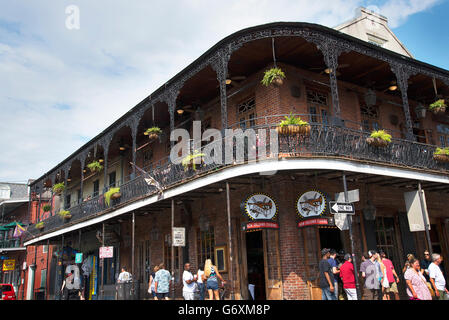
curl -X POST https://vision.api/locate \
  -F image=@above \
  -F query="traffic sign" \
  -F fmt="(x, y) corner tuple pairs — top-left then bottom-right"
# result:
(329, 201), (355, 215)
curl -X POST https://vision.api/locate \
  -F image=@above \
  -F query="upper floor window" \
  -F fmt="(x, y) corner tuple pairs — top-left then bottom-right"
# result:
(366, 34), (387, 48)
(109, 171), (116, 188)
(93, 180), (99, 197)
(237, 96), (256, 129)
(436, 124), (449, 147)
(197, 226), (215, 267)
(360, 101), (380, 132)
(306, 89), (329, 124)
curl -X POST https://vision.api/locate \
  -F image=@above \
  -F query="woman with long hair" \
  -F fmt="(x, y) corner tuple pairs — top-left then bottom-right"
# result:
(203, 259), (226, 300)
(376, 254), (389, 300)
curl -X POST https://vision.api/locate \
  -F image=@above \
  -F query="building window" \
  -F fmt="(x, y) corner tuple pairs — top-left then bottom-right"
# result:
(237, 96), (256, 129)
(360, 98), (380, 132)
(436, 124), (449, 147)
(367, 34), (387, 47)
(306, 89), (329, 124)
(196, 227), (215, 266)
(109, 172), (116, 188)
(64, 194), (71, 209)
(40, 269), (47, 288)
(93, 180), (99, 197)
(375, 217), (400, 272)
(43, 245), (48, 253)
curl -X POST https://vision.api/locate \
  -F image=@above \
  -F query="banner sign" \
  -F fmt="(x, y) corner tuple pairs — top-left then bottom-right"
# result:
(297, 217), (334, 228)
(242, 221), (280, 231)
(2, 259), (15, 271)
(404, 190), (430, 232)
(296, 190), (327, 218)
(99, 246), (114, 259)
(241, 193), (278, 221)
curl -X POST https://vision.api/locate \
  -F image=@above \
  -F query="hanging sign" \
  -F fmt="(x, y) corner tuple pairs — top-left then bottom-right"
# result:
(241, 193), (279, 230)
(172, 227), (185, 247)
(99, 246), (114, 259)
(296, 190), (327, 218)
(75, 253), (83, 264)
(241, 193), (278, 221)
(2, 259), (15, 271)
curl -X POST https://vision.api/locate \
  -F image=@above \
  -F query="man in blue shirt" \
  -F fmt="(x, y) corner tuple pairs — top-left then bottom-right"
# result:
(319, 248), (336, 300)
(327, 249), (340, 299)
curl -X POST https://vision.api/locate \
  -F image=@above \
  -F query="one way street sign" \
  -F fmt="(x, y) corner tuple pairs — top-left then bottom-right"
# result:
(329, 202), (355, 215)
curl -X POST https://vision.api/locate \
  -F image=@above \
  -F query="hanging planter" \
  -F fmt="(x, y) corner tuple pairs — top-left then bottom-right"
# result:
(43, 204), (51, 212)
(429, 99), (447, 115)
(261, 67), (286, 87)
(52, 182), (65, 195)
(58, 210), (72, 220)
(182, 151), (205, 171)
(144, 127), (162, 141)
(104, 187), (121, 207)
(87, 160), (103, 174)
(366, 130), (392, 147)
(35, 222), (44, 230)
(433, 147), (449, 163)
(276, 113), (310, 135)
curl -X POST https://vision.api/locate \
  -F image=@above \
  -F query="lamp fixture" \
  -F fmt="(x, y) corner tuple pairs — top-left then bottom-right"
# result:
(225, 79), (232, 85)
(119, 146), (126, 151)
(324, 68), (332, 74)
(177, 109), (184, 115)
(99, 159), (104, 163)
(388, 85), (398, 91)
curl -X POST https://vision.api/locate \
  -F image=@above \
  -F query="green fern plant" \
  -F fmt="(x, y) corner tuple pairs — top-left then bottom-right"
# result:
(279, 113), (309, 127)
(429, 99), (446, 111)
(261, 67), (286, 87)
(434, 147), (449, 156)
(52, 182), (65, 194)
(35, 222), (44, 229)
(58, 210), (71, 219)
(369, 130), (392, 143)
(104, 187), (121, 206)
(182, 151), (205, 171)
(87, 160), (103, 173)
(43, 204), (51, 212)
(144, 127), (162, 135)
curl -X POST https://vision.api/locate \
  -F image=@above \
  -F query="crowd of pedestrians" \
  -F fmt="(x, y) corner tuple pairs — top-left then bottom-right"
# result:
(319, 248), (448, 300)
(146, 259), (226, 300)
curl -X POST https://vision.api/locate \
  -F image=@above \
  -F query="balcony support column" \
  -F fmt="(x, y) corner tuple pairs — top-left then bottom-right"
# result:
(101, 133), (113, 193)
(211, 45), (233, 134)
(391, 63), (416, 141)
(129, 111), (142, 180)
(161, 84), (182, 148)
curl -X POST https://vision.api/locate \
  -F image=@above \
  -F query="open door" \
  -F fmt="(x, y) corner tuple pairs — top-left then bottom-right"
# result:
(262, 229), (283, 300)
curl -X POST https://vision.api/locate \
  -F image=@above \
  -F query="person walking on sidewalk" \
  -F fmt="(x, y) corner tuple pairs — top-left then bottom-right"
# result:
(340, 253), (357, 300)
(203, 259), (226, 300)
(154, 263), (172, 300)
(380, 251), (400, 300)
(148, 265), (159, 300)
(182, 262), (197, 300)
(196, 264), (205, 300)
(360, 250), (381, 300)
(319, 248), (336, 300)
(404, 258), (432, 300)
(327, 249), (340, 299)
(428, 253), (449, 300)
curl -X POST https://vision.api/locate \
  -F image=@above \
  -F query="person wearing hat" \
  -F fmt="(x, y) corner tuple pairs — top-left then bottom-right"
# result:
(318, 248), (337, 300)
(359, 250), (381, 300)
(340, 253), (357, 300)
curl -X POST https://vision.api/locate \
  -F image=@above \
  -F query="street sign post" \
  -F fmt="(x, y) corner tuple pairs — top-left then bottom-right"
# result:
(329, 201), (355, 215)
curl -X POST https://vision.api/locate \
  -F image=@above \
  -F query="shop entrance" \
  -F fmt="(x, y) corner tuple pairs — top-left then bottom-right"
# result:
(245, 230), (266, 300)
(319, 227), (343, 252)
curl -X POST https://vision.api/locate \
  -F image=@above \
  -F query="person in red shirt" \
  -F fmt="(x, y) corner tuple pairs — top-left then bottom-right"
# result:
(380, 251), (400, 300)
(340, 253), (357, 300)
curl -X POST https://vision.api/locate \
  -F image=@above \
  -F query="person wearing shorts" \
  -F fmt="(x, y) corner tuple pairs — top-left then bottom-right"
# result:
(154, 263), (172, 300)
(203, 259), (225, 300)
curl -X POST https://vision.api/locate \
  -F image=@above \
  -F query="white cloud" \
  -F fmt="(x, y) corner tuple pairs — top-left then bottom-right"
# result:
(0, 0), (442, 182)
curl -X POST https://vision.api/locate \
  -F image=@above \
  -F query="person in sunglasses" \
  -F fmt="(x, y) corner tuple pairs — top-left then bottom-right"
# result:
(420, 251), (432, 283)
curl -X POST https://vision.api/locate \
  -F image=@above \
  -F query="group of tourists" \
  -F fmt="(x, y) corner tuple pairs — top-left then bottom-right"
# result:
(319, 248), (449, 300)
(146, 259), (226, 300)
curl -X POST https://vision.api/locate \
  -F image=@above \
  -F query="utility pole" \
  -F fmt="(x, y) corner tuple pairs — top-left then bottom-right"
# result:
(342, 172), (361, 299)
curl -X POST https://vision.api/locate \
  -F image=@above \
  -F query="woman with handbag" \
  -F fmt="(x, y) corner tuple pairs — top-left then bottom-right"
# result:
(203, 259), (226, 300)
(404, 258), (432, 300)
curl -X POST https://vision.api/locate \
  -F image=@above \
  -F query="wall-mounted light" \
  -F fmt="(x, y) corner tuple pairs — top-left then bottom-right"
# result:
(225, 79), (232, 85)
(388, 85), (398, 91)
(324, 68), (332, 74)
(119, 146), (126, 151)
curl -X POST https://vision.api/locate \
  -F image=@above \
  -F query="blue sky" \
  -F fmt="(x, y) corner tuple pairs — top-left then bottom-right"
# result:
(0, 0), (447, 183)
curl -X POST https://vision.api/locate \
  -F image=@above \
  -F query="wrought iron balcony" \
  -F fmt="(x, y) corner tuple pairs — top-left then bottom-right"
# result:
(25, 116), (448, 241)
(0, 239), (22, 249)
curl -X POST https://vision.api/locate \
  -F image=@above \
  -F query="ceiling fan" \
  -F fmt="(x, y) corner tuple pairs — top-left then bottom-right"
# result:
(308, 63), (350, 76)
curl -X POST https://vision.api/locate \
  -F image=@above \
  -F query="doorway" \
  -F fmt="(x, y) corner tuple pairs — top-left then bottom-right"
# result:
(246, 230), (266, 300)
(319, 227), (343, 253)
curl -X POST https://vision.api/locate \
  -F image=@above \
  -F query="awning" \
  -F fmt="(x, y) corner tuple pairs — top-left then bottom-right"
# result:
(1, 221), (25, 229)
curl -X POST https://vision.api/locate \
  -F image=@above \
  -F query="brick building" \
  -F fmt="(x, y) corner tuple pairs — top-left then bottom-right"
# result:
(22, 18), (449, 300)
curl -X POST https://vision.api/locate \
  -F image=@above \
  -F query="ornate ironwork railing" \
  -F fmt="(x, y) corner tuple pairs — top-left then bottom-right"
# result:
(25, 120), (449, 240)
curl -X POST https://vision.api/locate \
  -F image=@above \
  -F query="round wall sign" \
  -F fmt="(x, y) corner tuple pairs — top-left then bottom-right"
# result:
(296, 190), (327, 218)
(242, 193), (278, 221)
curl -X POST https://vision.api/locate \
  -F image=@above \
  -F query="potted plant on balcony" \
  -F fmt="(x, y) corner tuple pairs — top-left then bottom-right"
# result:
(429, 99), (446, 115)
(144, 127), (162, 141)
(182, 150), (205, 171)
(58, 210), (72, 220)
(104, 187), (121, 206)
(433, 147), (449, 163)
(261, 67), (286, 87)
(366, 130), (392, 147)
(276, 113), (311, 135)
(52, 182), (65, 195)
(87, 160), (103, 173)
(35, 222), (44, 230)
(43, 204), (51, 212)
